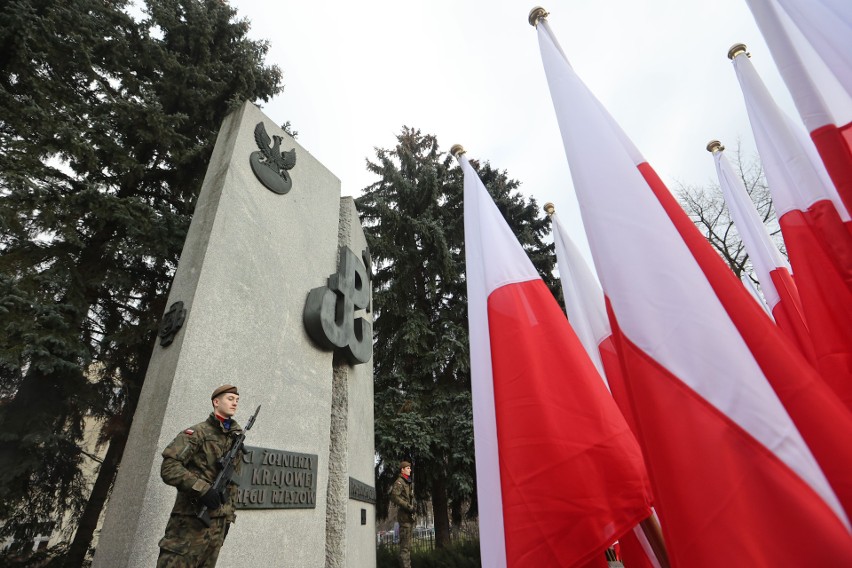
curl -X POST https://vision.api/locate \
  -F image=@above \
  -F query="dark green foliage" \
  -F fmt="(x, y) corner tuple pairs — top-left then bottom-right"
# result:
(377, 540), (481, 568)
(376, 544), (396, 568)
(0, 0), (281, 562)
(411, 540), (481, 568)
(357, 128), (556, 547)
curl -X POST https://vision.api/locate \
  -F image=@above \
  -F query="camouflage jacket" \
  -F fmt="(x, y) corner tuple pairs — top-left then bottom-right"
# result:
(390, 475), (415, 524)
(161, 413), (242, 521)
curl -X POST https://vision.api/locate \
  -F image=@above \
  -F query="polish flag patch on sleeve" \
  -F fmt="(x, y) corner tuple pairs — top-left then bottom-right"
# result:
(184, 429), (194, 435)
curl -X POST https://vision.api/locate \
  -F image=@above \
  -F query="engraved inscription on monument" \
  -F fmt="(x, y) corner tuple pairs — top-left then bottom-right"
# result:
(348, 477), (376, 504)
(233, 446), (318, 509)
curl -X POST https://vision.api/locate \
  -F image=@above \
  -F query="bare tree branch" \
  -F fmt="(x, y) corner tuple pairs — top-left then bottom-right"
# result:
(675, 141), (784, 285)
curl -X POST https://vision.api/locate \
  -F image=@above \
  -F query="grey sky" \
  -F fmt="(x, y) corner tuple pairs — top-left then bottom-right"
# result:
(232, 1), (797, 256)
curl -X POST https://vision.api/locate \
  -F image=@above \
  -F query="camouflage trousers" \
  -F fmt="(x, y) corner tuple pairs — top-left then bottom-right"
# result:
(157, 514), (229, 568)
(398, 522), (413, 568)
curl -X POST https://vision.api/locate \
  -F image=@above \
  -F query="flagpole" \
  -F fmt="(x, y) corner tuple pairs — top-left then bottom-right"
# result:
(528, 6), (549, 27)
(638, 516), (670, 568)
(727, 43), (749, 61)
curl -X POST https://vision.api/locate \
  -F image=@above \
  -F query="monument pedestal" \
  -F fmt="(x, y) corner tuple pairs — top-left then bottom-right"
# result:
(93, 102), (375, 567)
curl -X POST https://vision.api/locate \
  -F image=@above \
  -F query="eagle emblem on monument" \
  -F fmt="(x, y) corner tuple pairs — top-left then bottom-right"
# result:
(250, 122), (297, 195)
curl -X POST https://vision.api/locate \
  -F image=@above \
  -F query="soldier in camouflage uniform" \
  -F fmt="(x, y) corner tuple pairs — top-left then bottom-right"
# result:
(390, 461), (415, 568)
(157, 385), (243, 567)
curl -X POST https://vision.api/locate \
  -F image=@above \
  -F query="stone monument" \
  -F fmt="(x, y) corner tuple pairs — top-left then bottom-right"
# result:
(93, 102), (376, 567)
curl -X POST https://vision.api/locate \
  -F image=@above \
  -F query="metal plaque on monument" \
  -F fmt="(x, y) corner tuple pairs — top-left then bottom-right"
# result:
(93, 102), (376, 568)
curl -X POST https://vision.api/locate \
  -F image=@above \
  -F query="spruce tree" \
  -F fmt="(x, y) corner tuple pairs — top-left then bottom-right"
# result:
(0, 0), (282, 563)
(357, 127), (557, 548)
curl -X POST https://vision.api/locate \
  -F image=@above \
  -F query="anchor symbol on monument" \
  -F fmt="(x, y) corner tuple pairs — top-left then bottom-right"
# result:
(303, 247), (373, 365)
(250, 122), (297, 195)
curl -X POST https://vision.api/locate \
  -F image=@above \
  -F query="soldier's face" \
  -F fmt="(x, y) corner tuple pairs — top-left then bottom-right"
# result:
(213, 393), (239, 418)
(402, 466), (411, 476)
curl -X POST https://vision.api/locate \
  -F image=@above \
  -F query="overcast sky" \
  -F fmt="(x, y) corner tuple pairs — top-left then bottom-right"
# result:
(230, 1), (798, 257)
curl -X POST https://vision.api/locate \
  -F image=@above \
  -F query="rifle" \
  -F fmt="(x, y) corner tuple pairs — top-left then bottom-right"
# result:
(197, 404), (261, 527)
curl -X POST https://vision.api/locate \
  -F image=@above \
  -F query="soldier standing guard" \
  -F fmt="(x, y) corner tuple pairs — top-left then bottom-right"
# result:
(390, 460), (415, 568)
(157, 385), (243, 567)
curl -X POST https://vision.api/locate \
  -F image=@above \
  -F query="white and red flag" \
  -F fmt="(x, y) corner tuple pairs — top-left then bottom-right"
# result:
(460, 153), (652, 568)
(535, 13), (852, 566)
(709, 144), (815, 362)
(549, 209), (607, 377)
(730, 49), (852, 411)
(549, 207), (660, 568)
(744, 0), (852, 214)
(549, 207), (640, 436)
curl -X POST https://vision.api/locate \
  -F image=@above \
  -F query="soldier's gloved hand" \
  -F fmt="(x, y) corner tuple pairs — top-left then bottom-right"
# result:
(200, 487), (223, 510)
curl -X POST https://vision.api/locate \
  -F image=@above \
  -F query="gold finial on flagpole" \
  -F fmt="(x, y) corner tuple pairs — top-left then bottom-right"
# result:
(727, 43), (749, 60)
(449, 144), (466, 158)
(706, 140), (725, 153)
(543, 202), (555, 217)
(529, 7), (549, 27)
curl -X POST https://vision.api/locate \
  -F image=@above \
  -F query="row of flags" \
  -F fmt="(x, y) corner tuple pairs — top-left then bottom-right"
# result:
(744, 0), (852, 214)
(458, 2), (852, 566)
(728, 40), (852, 410)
